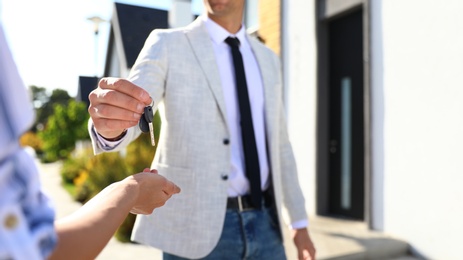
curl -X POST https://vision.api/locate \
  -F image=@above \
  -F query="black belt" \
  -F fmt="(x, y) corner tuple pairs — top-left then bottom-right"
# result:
(227, 189), (273, 211)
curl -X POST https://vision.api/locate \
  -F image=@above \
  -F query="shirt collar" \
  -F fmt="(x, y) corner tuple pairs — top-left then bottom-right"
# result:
(202, 15), (248, 47)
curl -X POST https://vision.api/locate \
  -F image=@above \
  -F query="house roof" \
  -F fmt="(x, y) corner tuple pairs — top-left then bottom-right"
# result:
(108, 2), (168, 71)
(76, 76), (99, 107)
(81, 3), (177, 98)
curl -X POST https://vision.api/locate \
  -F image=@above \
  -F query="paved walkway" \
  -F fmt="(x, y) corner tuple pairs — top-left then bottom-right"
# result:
(37, 159), (416, 260)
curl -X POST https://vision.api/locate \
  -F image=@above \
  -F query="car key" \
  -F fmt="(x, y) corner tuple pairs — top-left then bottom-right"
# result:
(139, 101), (155, 146)
(144, 106), (155, 146)
(139, 115), (149, 133)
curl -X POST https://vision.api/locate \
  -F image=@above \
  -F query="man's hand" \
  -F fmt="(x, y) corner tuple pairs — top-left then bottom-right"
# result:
(88, 77), (152, 139)
(293, 228), (316, 260)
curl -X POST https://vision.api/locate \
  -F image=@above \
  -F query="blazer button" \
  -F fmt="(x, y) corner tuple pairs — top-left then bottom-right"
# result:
(221, 174), (228, 180)
(223, 138), (230, 145)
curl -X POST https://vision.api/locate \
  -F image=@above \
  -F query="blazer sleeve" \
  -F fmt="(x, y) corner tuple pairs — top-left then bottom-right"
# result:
(273, 54), (309, 224)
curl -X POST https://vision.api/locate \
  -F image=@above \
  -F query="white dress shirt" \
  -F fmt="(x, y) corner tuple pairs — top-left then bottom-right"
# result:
(202, 16), (270, 197)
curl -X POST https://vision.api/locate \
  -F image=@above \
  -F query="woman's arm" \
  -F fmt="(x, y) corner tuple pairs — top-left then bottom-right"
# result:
(48, 169), (180, 260)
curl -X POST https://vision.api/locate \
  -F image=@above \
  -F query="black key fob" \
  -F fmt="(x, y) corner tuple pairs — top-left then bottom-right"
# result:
(139, 114), (149, 133)
(144, 106), (154, 123)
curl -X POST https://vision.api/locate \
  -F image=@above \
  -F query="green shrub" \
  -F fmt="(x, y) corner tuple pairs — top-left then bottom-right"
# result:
(74, 181), (92, 204)
(82, 152), (129, 203)
(61, 155), (88, 184)
(20, 131), (43, 155)
(39, 100), (90, 163)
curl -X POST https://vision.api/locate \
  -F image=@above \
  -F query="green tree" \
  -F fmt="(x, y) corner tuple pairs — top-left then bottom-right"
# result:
(30, 85), (49, 109)
(30, 86), (71, 132)
(39, 100), (89, 162)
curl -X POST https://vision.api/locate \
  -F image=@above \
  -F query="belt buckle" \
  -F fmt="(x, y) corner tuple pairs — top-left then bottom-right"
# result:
(237, 196), (244, 212)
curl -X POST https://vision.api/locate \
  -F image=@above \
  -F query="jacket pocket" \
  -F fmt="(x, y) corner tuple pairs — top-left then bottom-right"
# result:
(155, 164), (196, 217)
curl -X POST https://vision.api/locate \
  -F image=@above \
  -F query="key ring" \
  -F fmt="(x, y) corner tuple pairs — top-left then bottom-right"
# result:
(149, 97), (154, 107)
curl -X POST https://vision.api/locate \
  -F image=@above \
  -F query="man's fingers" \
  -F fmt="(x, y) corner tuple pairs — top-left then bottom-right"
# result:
(142, 169), (158, 174)
(99, 77), (152, 105)
(90, 88), (146, 114)
(92, 118), (139, 131)
(89, 103), (142, 121)
(88, 92), (142, 136)
(298, 250), (310, 260)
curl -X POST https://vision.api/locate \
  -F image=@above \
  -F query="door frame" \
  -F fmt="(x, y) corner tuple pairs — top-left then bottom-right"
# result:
(315, 0), (373, 227)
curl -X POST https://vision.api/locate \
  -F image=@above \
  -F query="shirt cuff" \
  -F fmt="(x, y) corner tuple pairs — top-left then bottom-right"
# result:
(93, 126), (125, 150)
(289, 219), (309, 230)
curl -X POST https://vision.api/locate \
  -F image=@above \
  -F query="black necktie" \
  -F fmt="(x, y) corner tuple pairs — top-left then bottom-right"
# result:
(225, 37), (262, 208)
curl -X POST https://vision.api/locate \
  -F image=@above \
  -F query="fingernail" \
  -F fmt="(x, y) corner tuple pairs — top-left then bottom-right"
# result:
(140, 91), (151, 103)
(137, 103), (144, 112)
(134, 112), (141, 119)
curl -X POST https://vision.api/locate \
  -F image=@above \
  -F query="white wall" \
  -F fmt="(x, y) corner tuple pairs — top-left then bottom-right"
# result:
(108, 38), (122, 77)
(169, 0), (193, 28)
(370, 0), (385, 233)
(282, 0), (317, 216)
(377, 0), (463, 259)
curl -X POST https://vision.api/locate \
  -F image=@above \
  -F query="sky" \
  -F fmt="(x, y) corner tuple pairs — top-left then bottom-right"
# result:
(0, 0), (204, 97)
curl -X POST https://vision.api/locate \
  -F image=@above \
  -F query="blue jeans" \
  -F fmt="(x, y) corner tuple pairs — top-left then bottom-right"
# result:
(163, 207), (286, 260)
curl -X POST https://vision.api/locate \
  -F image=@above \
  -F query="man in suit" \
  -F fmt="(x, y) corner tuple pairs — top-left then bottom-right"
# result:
(88, 0), (316, 259)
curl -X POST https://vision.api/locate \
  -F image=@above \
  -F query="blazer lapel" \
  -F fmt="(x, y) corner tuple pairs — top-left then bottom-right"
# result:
(185, 19), (228, 127)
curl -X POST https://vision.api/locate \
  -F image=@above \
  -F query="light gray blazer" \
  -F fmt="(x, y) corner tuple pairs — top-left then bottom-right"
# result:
(89, 17), (307, 259)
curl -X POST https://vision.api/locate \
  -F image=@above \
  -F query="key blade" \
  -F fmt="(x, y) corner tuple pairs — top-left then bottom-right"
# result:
(148, 122), (155, 146)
